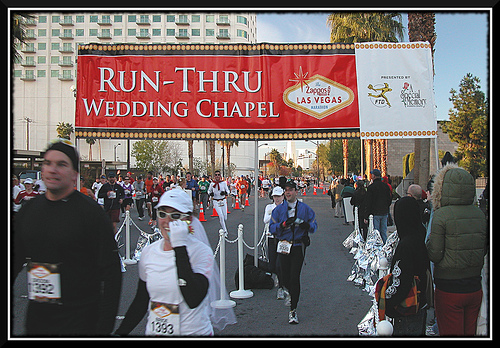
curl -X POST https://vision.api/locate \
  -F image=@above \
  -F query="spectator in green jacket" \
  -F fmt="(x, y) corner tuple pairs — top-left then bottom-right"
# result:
(426, 163), (487, 336)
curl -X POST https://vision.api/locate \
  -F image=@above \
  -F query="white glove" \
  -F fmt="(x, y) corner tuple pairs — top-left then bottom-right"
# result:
(168, 220), (189, 248)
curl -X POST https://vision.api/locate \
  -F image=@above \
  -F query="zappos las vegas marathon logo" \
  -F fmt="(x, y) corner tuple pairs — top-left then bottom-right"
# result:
(283, 66), (354, 119)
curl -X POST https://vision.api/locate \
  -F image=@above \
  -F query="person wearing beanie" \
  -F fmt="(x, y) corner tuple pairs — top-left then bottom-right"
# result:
(13, 139), (122, 336)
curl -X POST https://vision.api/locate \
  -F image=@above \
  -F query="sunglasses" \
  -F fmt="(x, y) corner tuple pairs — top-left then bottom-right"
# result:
(157, 210), (190, 220)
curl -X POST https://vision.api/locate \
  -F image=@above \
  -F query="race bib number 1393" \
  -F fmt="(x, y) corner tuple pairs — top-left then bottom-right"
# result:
(147, 301), (180, 336)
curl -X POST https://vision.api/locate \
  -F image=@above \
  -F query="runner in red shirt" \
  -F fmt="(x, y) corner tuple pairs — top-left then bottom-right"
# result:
(14, 178), (39, 208)
(236, 176), (248, 211)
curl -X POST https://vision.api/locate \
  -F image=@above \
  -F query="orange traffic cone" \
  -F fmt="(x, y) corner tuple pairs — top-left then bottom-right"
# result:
(227, 202), (231, 214)
(303, 187), (306, 196)
(234, 196), (240, 210)
(313, 186), (317, 195)
(199, 202), (206, 222)
(210, 203), (218, 217)
(245, 195), (250, 206)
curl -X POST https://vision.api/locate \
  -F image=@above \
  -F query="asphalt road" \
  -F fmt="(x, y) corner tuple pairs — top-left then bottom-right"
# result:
(12, 189), (374, 338)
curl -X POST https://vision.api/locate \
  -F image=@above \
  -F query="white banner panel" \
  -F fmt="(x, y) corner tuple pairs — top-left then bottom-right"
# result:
(355, 42), (437, 139)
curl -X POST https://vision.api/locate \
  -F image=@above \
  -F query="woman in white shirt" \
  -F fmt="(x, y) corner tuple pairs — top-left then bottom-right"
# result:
(115, 189), (214, 336)
(263, 186), (285, 300)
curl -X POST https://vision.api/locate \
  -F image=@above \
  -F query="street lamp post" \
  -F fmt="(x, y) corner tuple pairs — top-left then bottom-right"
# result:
(114, 143), (121, 162)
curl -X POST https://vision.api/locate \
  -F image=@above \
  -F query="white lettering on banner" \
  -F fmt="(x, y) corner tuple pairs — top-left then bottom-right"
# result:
(98, 67), (263, 94)
(195, 100), (279, 118)
(98, 68), (161, 93)
(90, 66), (270, 119)
(83, 99), (279, 118)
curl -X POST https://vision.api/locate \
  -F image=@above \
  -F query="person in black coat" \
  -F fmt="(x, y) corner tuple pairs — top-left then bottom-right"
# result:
(363, 169), (392, 243)
(350, 180), (368, 240)
(386, 196), (431, 336)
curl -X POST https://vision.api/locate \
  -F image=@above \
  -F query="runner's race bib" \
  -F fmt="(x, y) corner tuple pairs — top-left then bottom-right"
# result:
(147, 301), (180, 336)
(27, 262), (62, 304)
(277, 240), (293, 255)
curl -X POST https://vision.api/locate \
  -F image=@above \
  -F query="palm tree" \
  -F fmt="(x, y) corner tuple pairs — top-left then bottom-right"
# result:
(86, 138), (96, 161)
(187, 140), (194, 173)
(327, 12), (404, 43)
(408, 13), (436, 187)
(12, 13), (35, 63)
(217, 140), (239, 177)
(56, 122), (74, 140)
(327, 12), (404, 176)
(268, 148), (284, 177)
(209, 140), (216, 176)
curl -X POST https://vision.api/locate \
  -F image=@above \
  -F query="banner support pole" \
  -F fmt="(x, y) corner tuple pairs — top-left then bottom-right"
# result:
(254, 140), (259, 267)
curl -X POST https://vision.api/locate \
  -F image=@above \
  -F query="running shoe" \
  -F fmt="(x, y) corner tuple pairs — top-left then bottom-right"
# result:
(288, 309), (299, 324)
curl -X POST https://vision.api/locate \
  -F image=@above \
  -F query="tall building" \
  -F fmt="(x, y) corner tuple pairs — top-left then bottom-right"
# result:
(12, 12), (257, 175)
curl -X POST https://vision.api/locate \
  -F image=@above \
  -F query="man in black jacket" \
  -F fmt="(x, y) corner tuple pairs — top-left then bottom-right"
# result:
(13, 140), (122, 336)
(363, 169), (392, 243)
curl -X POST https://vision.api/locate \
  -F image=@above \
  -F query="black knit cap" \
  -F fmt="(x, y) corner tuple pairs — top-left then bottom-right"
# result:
(44, 140), (80, 172)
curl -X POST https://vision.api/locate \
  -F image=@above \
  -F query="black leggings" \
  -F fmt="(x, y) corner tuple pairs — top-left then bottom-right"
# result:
(278, 245), (305, 310)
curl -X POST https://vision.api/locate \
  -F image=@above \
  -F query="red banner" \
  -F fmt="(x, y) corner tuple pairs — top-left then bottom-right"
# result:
(75, 44), (359, 138)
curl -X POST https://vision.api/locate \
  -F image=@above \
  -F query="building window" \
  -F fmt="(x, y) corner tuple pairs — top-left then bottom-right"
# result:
(192, 15), (200, 22)
(166, 15), (175, 22)
(114, 15), (122, 23)
(62, 15), (73, 25)
(152, 29), (161, 36)
(192, 29), (200, 36)
(38, 70), (46, 77)
(166, 29), (175, 36)
(177, 14), (189, 24)
(38, 16), (47, 23)
(206, 14), (214, 23)
(61, 43), (73, 52)
(237, 16), (248, 25)
(153, 15), (161, 23)
(114, 29), (122, 36)
(51, 16), (60, 24)
(38, 29), (46, 37)
(100, 15), (111, 24)
(128, 15), (136, 23)
(76, 15), (84, 23)
(237, 29), (248, 39)
(90, 15), (98, 23)
(138, 15), (150, 24)
(206, 29), (214, 36)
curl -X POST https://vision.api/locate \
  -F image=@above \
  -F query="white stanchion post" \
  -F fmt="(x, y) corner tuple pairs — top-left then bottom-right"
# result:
(230, 224), (254, 299)
(211, 229), (236, 309)
(368, 214), (374, 235)
(354, 207), (359, 233)
(123, 210), (137, 265)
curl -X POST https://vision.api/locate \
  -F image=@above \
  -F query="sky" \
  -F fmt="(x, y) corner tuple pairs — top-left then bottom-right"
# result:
(255, 10), (489, 155)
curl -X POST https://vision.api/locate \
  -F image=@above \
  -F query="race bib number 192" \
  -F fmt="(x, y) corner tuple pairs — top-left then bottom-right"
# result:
(27, 262), (62, 304)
